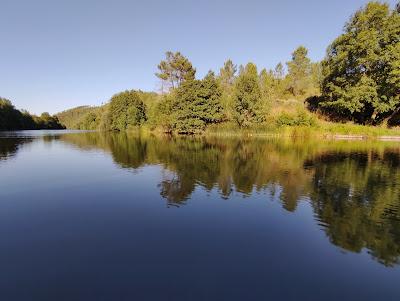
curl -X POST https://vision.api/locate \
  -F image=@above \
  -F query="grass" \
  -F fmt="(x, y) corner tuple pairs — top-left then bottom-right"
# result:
(204, 120), (400, 139)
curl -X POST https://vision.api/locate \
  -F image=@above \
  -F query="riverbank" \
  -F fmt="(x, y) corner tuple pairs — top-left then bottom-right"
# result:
(57, 119), (400, 141)
(202, 121), (400, 140)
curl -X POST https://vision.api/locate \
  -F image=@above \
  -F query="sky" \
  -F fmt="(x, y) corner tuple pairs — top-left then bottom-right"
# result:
(0, 0), (398, 115)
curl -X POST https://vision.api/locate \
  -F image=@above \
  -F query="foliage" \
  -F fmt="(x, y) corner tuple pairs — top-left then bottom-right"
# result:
(56, 2), (400, 134)
(34, 112), (65, 129)
(155, 51), (196, 91)
(57, 106), (100, 129)
(286, 46), (313, 96)
(259, 68), (276, 100)
(107, 90), (147, 131)
(319, 2), (400, 124)
(218, 59), (237, 90)
(276, 111), (316, 127)
(233, 63), (266, 127)
(0, 97), (64, 130)
(167, 71), (224, 133)
(56, 48), (324, 133)
(217, 59), (238, 121)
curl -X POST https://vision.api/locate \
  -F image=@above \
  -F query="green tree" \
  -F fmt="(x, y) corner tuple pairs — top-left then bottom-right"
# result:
(274, 63), (284, 80)
(218, 59), (237, 89)
(169, 71), (224, 133)
(199, 71), (225, 123)
(274, 63), (287, 98)
(155, 51), (196, 91)
(286, 46), (313, 97)
(319, 2), (400, 124)
(0, 97), (64, 130)
(218, 59), (237, 121)
(311, 62), (322, 93)
(0, 98), (20, 130)
(152, 94), (175, 132)
(108, 90), (146, 131)
(259, 68), (276, 100)
(233, 63), (265, 127)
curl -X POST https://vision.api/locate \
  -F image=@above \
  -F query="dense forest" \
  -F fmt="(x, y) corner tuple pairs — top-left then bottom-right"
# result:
(0, 98), (64, 130)
(55, 2), (400, 134)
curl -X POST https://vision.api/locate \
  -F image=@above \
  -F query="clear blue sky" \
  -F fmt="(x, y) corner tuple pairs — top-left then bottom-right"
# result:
(0, 0), (397, 115)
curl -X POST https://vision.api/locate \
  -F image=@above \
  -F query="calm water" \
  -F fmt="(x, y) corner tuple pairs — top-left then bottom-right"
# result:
(1, 130), (400, 300)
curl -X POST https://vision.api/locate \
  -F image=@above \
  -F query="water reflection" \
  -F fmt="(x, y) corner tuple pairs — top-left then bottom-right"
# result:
(2, 132), (399, 266)
(58, 132), (400, 266)
(0, 137), (32, 161)
(307, 151), (400, 266)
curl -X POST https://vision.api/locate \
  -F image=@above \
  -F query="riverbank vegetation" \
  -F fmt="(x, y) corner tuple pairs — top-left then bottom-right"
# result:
(0, 98), (64, 130)
(51, 2), (398, 136)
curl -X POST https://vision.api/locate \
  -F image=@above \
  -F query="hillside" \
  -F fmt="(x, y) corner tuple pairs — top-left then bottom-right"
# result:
(56, 105), (105, 130)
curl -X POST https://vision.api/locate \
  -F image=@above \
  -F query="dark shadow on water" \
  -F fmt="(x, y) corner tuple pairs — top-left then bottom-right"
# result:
(0, 137), (33, 161)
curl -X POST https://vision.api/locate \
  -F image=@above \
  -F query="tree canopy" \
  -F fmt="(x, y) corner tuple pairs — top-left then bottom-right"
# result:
(156, 51), (196, 91)
(166, 71), (224, 133)
(107, 90), (147, 131)
(286, 46), (313, 97)
(319, 2), (400, 124)
(218, 59), (237, 89)
(233, 63), (265, 127)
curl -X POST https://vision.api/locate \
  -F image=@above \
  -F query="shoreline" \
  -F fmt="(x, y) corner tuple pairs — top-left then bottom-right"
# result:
(204, 132), (400, 141)
(5, 127), (400, 142)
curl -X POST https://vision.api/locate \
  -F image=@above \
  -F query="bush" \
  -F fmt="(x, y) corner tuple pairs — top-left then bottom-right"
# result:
(276, 111), (317, 127)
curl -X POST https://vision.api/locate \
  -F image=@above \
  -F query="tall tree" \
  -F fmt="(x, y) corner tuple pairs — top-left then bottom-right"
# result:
(319, 2), (400, 124)
(218, 59), (237, 89)
(259, 68), (276, 100)
(273, 63), (286, 99)
(218, 60), (237, 121)
(233, 63), (265, 127)
(274, 63), (284, 80)
(259, 63), (287, 101)
(200, 71), (224, 123)
(170, 71), (224, 133)
(286, 46), (312, 96)
(155, 51), (196, 91)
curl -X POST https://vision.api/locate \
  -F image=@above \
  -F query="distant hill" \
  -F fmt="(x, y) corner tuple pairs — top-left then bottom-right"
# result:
(56, 105), (105, 129)
(56, 91), (159, 130)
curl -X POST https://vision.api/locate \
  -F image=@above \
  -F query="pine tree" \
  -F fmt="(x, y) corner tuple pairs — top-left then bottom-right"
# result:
(170, 72), (224, 133)
(233, 63), (265, 127)
(155, 51), (196, 91)
(286, 46), (312, 97)
(218, 59), (237, 89)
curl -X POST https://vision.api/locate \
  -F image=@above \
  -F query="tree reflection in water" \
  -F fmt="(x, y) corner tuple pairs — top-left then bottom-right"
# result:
(0, 137), (33, 161)
(61, 132), (400, 266)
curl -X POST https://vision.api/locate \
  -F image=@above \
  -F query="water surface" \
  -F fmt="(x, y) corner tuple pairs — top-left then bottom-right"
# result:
(1, 130), (400, 300)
